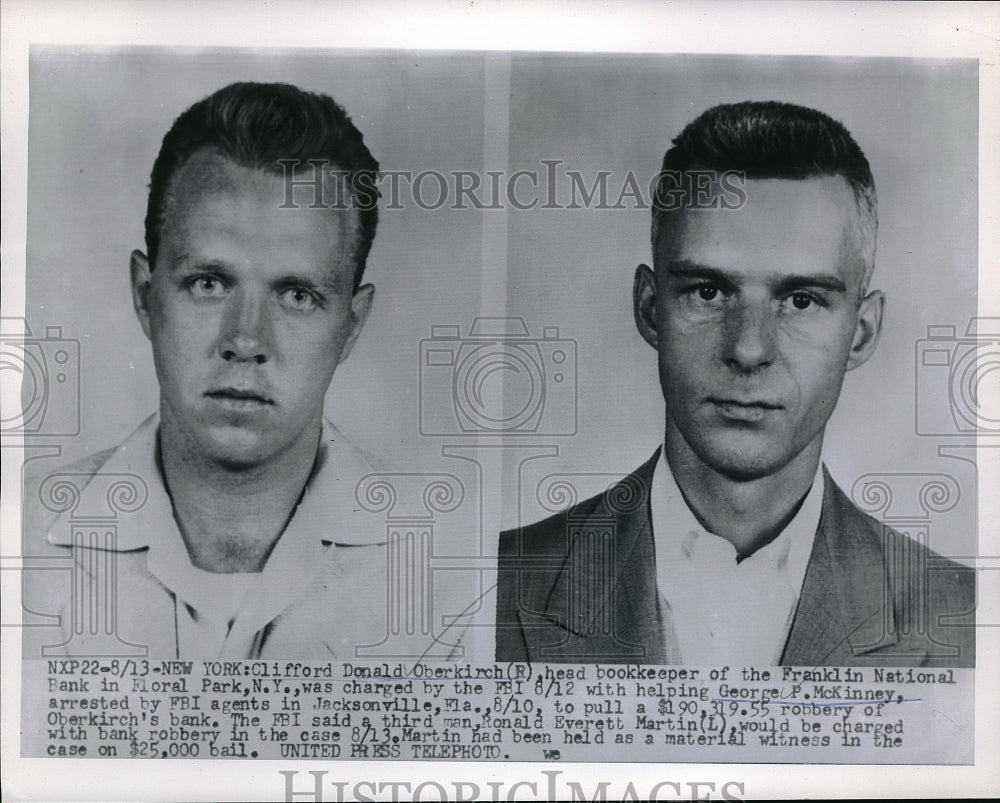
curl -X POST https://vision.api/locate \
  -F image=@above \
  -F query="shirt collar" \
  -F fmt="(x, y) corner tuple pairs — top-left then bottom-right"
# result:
(650, 447), (823, 593)
(46, 412), (387, 551)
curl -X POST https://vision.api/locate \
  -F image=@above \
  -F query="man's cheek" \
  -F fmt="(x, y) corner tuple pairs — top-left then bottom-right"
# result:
(662, 338), (711, 377)
(664, 311), (716, 339)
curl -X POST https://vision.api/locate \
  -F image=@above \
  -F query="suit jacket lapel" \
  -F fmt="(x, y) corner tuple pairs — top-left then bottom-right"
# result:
(520, 452), (666, 663)
(782, 468), (908, 666)
(518, 458), (927, 667)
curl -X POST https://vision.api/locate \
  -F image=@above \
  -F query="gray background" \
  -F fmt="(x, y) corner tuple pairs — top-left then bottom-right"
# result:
(24, 49), (978, 562)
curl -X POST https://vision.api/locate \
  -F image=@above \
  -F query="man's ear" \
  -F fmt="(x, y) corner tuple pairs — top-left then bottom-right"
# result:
(338, 283), (375, 364)
(633, 264), (659, 350)
(846, 289), (885, 371)
(129, 250), (154, 341)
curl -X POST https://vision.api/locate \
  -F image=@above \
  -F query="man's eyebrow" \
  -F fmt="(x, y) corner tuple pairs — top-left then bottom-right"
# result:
(662, 260), (734, 281)
(662, 260), (848, 293)
(660, 261), (744, 291)
(272, 273), (339, 292)
(167, 254), (232, 273)
(772, 274), (848, 294)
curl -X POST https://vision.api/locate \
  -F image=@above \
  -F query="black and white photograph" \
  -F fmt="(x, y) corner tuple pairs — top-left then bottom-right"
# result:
(2, 1), (997, 800)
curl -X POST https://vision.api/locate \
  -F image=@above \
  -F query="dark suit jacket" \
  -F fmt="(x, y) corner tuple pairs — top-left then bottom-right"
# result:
(496, 451), (975, 666)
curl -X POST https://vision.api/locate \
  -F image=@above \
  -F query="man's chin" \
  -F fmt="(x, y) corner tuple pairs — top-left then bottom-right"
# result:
(203, 445), (274, 472)
(687, 436), (794, 482)
(190, 425), (282, 471)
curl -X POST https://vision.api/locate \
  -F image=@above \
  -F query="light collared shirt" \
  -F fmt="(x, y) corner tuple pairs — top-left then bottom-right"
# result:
(650, 449), (823, 665)
(45, 414), (387, 659)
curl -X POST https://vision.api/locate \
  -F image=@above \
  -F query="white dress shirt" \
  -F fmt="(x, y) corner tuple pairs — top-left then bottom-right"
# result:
(45, 413), (387, 658)
(650, 449), (823, 665)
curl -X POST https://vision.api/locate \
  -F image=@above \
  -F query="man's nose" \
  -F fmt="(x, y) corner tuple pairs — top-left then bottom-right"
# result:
(722, 301), (777, 371)
(218, 290), (271, 364)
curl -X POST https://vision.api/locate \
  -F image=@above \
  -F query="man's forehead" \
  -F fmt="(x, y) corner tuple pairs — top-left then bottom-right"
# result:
(656, 176), (864, 285)
(159, 149), (360, 263)
(164, 149), (342, 212)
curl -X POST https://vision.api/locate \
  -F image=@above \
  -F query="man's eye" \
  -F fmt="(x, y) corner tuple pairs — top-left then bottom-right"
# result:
(694, 285), (721, 302)
(788, 292), (818, 310)
(280, 287), (319, 310)
(188, 277), (227, 298)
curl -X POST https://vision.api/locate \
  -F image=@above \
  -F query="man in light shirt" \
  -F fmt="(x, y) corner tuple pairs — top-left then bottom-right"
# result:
(496, 101), (975, 667)
(23, 82), (426, 659)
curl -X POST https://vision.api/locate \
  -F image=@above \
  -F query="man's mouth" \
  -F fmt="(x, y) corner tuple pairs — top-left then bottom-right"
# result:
(709, 399), (782, 422)
(206, 388), (274, 408)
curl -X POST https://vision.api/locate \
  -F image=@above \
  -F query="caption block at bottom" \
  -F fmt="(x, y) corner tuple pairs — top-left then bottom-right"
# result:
(23, 660), (973, 763)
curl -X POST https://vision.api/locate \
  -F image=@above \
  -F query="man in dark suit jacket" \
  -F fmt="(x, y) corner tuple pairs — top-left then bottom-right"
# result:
(496, 101), (975, 667)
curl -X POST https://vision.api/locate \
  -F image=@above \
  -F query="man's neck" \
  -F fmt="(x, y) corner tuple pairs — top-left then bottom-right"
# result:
(663, 430), (821, 560)
(158, 417), (322, 574)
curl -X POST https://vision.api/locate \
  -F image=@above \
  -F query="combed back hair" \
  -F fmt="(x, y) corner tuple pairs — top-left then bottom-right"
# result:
(652, 101), (877, 294)
(145, 81), (380, 288)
